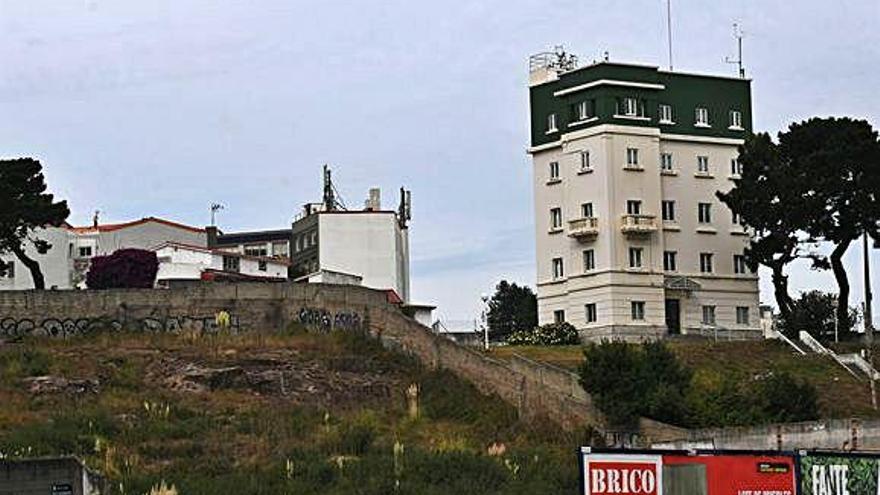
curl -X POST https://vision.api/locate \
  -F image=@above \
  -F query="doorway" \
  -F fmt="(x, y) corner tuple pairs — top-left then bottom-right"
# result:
(665, 299), (681, 335)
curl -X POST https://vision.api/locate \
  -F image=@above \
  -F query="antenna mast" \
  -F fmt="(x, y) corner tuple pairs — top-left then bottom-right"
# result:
(323, 164), (336, 211)
(666, 0), (674, 70)
(724, 22), (745, 78)
(209, 203), (224, 226)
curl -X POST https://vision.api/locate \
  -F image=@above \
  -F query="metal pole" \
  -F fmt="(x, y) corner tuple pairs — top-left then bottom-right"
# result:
(666, 0), (674, 71)
(865, 232), (876, 409)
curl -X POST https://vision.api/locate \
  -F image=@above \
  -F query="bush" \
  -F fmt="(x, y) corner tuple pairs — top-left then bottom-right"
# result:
(506, 322), (579, 346)
(86, 248), (159, 289)
(579, 341), (691, 429)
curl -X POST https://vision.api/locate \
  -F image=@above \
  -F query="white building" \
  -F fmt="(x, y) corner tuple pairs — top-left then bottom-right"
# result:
(291, 187), (412, 302)
(153, 242), (288, 285)
(0, 217), (207, 290)
(527, 54), (760, 341)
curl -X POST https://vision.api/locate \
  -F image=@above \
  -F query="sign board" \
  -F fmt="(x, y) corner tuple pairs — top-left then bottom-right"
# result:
(581, 450), (796, 495)
(800, 453), (880, 495)
(51, 483), (74, 495)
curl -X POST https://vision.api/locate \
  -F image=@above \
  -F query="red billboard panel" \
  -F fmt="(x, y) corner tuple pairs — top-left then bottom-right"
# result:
(582, 451), (796, 495)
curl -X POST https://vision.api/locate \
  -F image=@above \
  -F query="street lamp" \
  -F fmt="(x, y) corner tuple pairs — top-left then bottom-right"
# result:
(480, 293), (490, 351)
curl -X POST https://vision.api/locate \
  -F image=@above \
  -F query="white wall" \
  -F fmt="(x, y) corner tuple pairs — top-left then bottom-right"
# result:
(0, 227), (72, 290)
(154, 245), (287, 282)
(318, 213), (410, 301)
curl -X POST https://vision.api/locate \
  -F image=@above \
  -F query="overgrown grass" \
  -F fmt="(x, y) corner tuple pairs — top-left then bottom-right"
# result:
(0, 330), (579, 494)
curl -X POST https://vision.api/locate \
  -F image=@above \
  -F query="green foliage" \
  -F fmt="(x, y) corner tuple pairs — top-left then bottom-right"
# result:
(579, 341), (692, 429)
(0, 158), (70, 289)
(686, 370), (819, 427)
(0, 347), (50, 378)
(486, 281), (538, 341)
(778, 290), (860, 342)
(506, 322), (579, 346)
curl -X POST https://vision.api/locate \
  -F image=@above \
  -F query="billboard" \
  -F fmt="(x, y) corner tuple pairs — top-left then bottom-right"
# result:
(800, 453), (880, 495)
(582, 450), (796, 495)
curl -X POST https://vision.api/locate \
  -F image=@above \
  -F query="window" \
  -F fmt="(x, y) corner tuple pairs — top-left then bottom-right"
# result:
(550, 208), (563, 230)
(579, 150), (591, 171)
(3, 261), (13, 279)
(549, 161), (560, 181)
(659, 104), (674, 123)
(729, 110), (743, 129)
(295, 237), (302, 252)
(553, 310), (566, 323)
(626, 200), (642, 215)
(223, 255), (241, 273)
(631, 301), (646, 321)
(702, 305), (716, 325)
(736, 306), (750, 325)
(244, 245), (268, 257)
(730, 158), (742, 176)
(734, 254), (748, 274)
(272, 242), (289, 256)
(552, 257), (564, 279)
(626, 148), (640, 167)
(697, 155), (710, 174)
(258, 260), (268, 272)
(547, 113), (558, 132)
(698, 203), (712, 224)
(662, 200), (676, 221)
(695, 107), (709, 126)
(700, 252), (714, 273)
(583, 249), (595, 271)
(78, 246), (92, 258)
(663, 251), (677, 272)
(581, 202), (594, 218)
(576, 100), (594, 120)
(310, 231), (317, 245)
(732, 211), (742, 225)
(628, 247), (643, 268)
(585, 303), (597, 323)
(660, 152), (673, 171)
(622, 97), (639, 116)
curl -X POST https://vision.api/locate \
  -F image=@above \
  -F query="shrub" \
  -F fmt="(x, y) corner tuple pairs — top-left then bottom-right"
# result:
(579, 341), (691, 429)
(85, 248), (159, 289)
(507, 322), (579, 346)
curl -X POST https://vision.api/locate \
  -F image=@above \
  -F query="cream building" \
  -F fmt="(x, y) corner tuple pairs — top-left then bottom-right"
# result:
(527, 54), (760, 341)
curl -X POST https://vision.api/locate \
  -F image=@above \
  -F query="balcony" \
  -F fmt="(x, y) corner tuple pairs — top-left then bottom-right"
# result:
(568, 217), (599, 240)
(620, 214), (657, 236)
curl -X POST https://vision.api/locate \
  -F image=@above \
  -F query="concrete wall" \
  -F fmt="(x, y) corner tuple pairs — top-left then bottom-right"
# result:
(0, 283), (601, 433)
(653, 418), (880, 451)
(0, 457), (101, 495)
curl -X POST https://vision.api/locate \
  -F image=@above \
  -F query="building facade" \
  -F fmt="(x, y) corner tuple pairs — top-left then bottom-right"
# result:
(0, 217), (206, 290)
(153, 241), (289, 285)
(527, 57), (760, 341)
(290, 188), (412, 302)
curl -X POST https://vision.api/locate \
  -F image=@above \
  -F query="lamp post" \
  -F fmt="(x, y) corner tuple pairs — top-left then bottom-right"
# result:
(864, 232), (876, 409)
(481, 293), (490, 351)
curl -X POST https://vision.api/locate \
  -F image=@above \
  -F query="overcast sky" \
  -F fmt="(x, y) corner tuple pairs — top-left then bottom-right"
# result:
(1, 0), (878, 323)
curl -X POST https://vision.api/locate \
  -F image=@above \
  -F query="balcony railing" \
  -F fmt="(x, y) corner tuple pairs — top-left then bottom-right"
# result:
(620, 214), (657, 236)
(568, 217), (599, 240)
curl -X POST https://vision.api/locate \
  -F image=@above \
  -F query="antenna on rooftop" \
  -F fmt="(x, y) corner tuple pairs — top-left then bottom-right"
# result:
(322, 164), (347, 211)
(724, 22), (745, 78)
(209, 203), (224, 227)
(665, 0), (674, 70)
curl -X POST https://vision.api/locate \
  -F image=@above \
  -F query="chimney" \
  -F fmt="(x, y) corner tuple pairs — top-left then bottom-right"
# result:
(205, 226), (218, 248)
(365, 188), (381, 211)
(92, 210), (100, 228)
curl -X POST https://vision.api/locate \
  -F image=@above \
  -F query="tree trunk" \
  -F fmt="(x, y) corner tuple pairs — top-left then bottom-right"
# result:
(770, 262), (794, 321)
(10, 243), (45, 290)
(830, 239), (853, 332)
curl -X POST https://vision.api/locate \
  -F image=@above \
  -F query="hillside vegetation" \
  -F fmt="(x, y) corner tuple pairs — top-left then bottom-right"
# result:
(0, 328), (580, 494)
(494, 339), (880, 424)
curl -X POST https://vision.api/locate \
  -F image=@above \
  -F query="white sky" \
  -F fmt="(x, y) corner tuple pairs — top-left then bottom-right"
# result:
(1, 0), (878, 323)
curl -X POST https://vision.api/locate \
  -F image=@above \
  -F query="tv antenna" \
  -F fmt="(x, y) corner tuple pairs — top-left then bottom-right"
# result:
(665, 0), (674, 70)
(724, 22), (745, 78)
(209, 203), (224, 226)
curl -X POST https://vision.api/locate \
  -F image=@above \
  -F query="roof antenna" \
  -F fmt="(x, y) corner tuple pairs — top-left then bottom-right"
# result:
(665, 0), (674, 70)
(603, 51), (609, 62)
(209, 203), (224, 227)
(92, 210), (100, 228)
(724, 22), (745, 78)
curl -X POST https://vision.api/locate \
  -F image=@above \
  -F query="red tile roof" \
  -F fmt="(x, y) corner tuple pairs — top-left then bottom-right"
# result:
(65, 217), (205, 234)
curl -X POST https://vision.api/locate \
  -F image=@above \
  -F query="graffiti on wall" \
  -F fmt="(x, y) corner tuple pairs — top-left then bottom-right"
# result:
(0, 312), (240, 338)
(297, 307), (363, 332)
